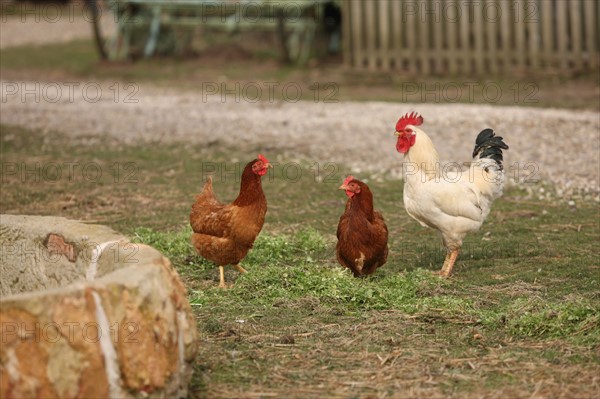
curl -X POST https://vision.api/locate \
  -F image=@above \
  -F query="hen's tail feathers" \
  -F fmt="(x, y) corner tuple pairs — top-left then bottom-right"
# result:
(194, 176), (216, 202)
(472, 129), (509, 169)
(202, 176), (213, 192)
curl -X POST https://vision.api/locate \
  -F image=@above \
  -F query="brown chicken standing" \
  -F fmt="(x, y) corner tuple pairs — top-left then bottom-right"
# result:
(336, 176), (389, 277)
(190, 155), (271, 288)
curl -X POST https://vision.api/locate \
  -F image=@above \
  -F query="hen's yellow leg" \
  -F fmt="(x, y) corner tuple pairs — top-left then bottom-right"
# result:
(233, 264), (247, 274)
(218, 266), (227, 289)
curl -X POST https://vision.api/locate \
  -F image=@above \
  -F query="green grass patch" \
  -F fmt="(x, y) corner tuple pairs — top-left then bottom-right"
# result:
(132, 225), (600, 346)
(504, 298), (600, 340)
(1, 39), (99, 76)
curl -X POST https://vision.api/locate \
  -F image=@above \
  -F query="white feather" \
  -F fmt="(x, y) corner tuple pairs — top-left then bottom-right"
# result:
(402, 126), (504, 250)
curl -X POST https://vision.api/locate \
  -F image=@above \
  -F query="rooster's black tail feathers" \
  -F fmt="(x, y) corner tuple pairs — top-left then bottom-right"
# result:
(472, 129), (509, 169)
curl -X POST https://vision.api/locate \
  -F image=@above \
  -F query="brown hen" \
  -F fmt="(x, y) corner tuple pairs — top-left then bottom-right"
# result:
(190, 155), (271, 288)
(336, 176), (389, 277)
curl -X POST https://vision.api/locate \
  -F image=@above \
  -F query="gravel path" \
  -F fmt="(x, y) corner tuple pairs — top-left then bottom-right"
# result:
(1, 81), (598, 198)
(0, 4), (116, 49)
(0, 15), (92, 49)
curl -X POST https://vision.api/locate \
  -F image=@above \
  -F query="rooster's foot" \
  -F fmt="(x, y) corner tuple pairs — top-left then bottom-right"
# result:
(432, 270), (452, 278)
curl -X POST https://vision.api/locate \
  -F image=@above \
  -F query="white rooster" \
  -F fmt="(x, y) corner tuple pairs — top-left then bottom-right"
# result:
(394, 112), (509, 277)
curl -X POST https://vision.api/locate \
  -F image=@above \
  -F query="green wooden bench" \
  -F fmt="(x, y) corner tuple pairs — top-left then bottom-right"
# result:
(88, 0), (327, 64)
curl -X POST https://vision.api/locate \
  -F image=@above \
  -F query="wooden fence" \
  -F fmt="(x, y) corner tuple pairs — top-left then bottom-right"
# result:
(341, 0), (599, 75)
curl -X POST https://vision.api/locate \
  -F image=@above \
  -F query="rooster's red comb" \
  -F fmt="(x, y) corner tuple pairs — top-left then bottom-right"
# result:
(396, 112), (424, 131)
(342, 175), (355, 186)
(257, 154), (269, 164)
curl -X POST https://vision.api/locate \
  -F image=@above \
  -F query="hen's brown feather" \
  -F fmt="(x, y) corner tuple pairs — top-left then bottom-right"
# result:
(336, 181), (388, 277)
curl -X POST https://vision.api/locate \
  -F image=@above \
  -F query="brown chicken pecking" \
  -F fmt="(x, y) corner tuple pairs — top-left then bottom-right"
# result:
(190, 155), (271, 288)
(336, 176), (389, 277)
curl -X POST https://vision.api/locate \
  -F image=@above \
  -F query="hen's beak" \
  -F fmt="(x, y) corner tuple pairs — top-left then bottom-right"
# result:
(394, 131), (401, 137)
(339, 184), (349, 190)
(266, 163), (273, 169)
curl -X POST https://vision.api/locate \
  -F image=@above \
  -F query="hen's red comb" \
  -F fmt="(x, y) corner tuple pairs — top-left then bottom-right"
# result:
(342, 175), (354, 186)
(257, 154), (269, 164)
(396, 112), (424, 131)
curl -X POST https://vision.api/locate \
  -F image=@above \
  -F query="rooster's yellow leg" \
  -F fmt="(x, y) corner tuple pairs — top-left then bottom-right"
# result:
(437, 252), (451, 276)
(233, 264), (247, 274)
(439, 249), (459, 278)
(218, 266), (227, 289)
(440, 253), (449, 271)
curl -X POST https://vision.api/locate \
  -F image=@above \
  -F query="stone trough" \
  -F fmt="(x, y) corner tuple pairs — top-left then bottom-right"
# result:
(0, 215), (198, 398)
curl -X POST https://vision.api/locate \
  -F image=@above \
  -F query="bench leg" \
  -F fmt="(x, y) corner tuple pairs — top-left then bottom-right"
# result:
(144, 6), (162, 58)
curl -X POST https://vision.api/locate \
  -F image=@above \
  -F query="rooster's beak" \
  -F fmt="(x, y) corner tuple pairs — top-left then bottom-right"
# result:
(339, 184), (349, 190)
(394, 131), (401, 137)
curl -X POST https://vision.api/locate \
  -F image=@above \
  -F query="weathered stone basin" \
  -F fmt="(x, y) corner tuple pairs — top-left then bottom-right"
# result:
(0, 215), (198, 398)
